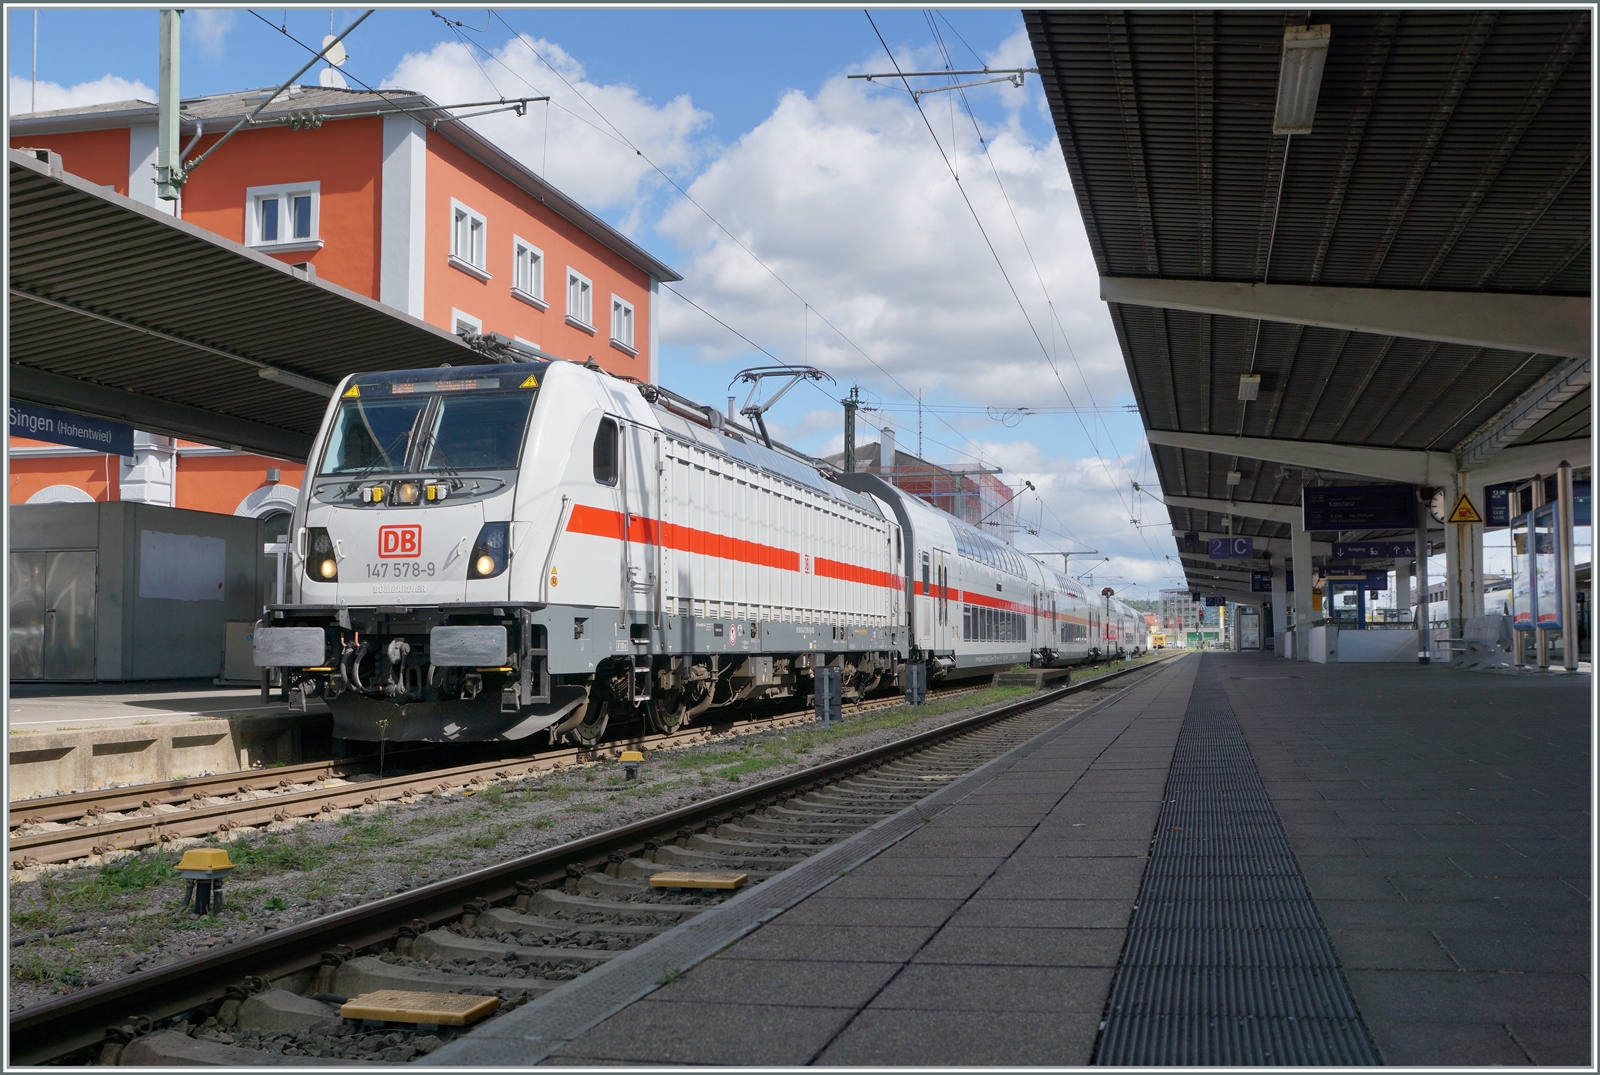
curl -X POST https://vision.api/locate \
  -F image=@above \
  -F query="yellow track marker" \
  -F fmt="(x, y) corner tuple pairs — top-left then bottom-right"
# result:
(649, 870), (748, 891)
(339, 990), (498, 1027)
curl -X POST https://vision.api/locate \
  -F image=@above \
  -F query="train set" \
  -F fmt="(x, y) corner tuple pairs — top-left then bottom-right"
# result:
(253, 358), (1148, 746)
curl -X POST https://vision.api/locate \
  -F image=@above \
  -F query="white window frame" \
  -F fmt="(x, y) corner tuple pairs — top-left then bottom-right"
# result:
(511, 235), (546, 309)
(451, 308), (483, 337)
(609, 294), (637, 356)
(449, 198), (490, 280)
(245, 181), (323, 252)
(565, 268), (595, 333)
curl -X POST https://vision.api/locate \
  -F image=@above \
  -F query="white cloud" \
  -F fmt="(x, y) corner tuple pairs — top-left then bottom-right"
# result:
(9, 74), (154, 115)
(384, 35), (709, 213)
(188, 9), (237, 61)
(656, 72), (1126, 415)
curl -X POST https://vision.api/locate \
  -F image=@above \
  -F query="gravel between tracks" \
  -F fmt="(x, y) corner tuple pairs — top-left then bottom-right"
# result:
(6, 670), (1145, 1013)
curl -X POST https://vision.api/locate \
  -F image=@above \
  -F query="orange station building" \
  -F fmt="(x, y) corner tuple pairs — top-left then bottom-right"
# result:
(8, 86), (680, 525)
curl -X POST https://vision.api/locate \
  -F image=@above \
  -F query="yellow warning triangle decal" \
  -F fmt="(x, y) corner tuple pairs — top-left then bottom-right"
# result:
(519, 373), (540, 388)
(342, 384), (360, 398)
(1448, 493), (1483, 524)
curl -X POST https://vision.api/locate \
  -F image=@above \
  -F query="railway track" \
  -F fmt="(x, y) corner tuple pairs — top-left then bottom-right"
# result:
(7, 685), (986, 870)
(9, 655), (1173, 1066)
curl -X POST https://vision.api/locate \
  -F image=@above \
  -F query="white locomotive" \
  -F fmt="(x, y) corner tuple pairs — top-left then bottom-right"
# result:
(253, 359), (1146, 745)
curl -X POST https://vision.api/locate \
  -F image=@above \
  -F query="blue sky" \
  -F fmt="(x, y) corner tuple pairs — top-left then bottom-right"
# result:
(10, 7), (1178, 597)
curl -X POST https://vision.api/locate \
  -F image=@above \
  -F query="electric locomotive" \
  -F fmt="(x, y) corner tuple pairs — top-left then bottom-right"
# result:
(254, 358), (1125, 746)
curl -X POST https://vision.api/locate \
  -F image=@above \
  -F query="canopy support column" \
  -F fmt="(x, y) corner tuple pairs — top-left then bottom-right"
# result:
(1292, 516), (1314, 662)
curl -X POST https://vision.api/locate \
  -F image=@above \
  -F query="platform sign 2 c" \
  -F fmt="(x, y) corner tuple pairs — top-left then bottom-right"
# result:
(1207, 536), (1253, 559)
(1302, 485), (1416, 531)
(9, 401), (134, 456)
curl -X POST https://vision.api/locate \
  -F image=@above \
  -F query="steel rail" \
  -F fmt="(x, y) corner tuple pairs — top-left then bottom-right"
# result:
(7, 688), (983, 865)
(8, 656), (1172, 1065)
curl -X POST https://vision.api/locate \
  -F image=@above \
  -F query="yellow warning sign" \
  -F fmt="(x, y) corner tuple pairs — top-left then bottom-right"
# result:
(1447, 493), (1483, 524)
(342, 384), (360, 398)
(519, 373), (540, 388)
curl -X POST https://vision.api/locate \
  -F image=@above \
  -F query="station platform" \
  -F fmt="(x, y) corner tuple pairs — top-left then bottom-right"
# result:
(8, 679), (320, 733)
(8, 681), (328, 798)
(428, 652), (1592, 1068)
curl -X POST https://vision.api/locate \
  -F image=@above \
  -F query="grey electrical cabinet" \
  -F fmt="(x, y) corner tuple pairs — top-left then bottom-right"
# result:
(8, 502), (263, 682)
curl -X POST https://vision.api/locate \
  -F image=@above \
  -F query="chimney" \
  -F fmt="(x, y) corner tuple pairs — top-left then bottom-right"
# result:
(880, 427), (896, 470)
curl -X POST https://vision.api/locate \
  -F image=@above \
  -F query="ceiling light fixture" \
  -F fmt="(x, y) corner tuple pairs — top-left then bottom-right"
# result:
(1238, 373), (1261, 401)
(1273, 25), (1332, 135)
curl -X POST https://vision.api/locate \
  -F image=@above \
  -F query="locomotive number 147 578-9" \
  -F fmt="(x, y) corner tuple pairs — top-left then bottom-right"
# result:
(366, 561), (437, 579)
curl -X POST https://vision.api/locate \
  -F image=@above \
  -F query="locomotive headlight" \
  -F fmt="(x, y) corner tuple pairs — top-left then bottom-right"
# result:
(425, 483), (446, 502)
(468, 522), (510, 579)
(363, 484), (385, 504)
(306, 527), (338, 582)
(396, 481), (422, 505)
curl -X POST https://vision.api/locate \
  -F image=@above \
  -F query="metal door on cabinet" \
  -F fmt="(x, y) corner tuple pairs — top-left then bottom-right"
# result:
(43, 550), (97, 680)
(9, 552), (47, 679)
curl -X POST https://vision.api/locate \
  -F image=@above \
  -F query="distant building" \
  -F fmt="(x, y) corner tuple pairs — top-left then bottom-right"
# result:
(8, 85), (681, 530)
(1159, 588), (1203, 642)
(825, 436), (1022, 543)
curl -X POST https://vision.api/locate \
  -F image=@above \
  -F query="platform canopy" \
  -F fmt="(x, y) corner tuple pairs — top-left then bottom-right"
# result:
(8, 148), (474, 461)
(1027, 10), (1591, 592)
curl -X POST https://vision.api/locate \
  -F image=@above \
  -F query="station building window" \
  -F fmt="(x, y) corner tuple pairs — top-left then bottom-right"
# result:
(512, 237), (545, 307)
(246, 182), (320, 250)
(566, 269), (594, 331)
(450, 200), (488, 279)
(610, 296), (636, 354)
(451, 308), (483, 337)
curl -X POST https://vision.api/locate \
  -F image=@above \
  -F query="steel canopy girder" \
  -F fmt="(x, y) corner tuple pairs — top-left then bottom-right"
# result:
(1171, 532), (1334, 556)
(1162, 493), (1301, 526)
(1100, 276), (1591, 360)
(9, 365), (313, 461)
(1148, 430), (1455, 485)
(1468, 438), (1593, 489)
(1456, 358), (1591, 470)
(1178, 559), (1260, 576)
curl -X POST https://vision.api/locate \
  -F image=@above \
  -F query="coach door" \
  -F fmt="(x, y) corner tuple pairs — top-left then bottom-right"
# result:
(619, 422), (661, 627)
(932, 548), (952, 651)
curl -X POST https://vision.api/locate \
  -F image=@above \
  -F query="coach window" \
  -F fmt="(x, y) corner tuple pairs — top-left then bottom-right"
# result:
(593, 419), (619, 485)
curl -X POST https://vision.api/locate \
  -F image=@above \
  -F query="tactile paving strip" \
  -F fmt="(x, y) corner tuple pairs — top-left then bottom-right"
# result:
(1094, 658), (1379, 1066)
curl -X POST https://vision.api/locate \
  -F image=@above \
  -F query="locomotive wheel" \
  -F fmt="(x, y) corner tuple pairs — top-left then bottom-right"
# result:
(565, 696), (611, 748)
(647, 688), (687, 735)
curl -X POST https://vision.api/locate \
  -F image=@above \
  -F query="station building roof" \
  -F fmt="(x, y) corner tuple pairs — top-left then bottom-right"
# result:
(1026, 10), (1591, 592)
(9, 86), (682, 285)
(9, 147), (473, 461)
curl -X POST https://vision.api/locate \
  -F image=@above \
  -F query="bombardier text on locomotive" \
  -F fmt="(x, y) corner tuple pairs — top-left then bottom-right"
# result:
(253, 359), (1147, 745)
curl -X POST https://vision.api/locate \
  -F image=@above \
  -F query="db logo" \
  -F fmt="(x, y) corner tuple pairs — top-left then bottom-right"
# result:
(378, 525), (422, 558)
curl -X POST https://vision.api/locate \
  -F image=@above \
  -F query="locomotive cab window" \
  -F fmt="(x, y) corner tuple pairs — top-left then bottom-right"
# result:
(315, 371), (540, 477)
(593, 418), (619, 485)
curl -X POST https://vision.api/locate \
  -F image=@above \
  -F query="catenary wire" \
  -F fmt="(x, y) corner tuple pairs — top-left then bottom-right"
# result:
(479, 8), (1007, 475)
(866, 11), (1157, 563)
(928, 10), (1145, 504)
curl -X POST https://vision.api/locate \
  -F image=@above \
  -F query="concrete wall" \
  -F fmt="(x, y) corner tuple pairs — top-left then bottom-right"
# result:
(7, 714), (327, 799)
(1338, 630), (1418, 663)
(10, 502), (262, 680)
